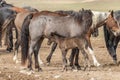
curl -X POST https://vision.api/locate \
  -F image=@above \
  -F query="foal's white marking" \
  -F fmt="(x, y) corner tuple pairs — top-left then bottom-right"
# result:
(88, 47), (100, 67)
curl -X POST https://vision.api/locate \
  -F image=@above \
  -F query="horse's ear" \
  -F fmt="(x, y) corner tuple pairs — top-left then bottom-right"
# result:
(109, 10), (111, 12)
(82, 8), (84, 11)
(110, 10), (114, 17)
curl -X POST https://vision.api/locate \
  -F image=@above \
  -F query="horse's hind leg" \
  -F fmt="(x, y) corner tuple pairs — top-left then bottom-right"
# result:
(46, 42), (57, 65)
(28, 39), (40, 71)
(13, 38), (20, 63)
(34, 38), (44, 72)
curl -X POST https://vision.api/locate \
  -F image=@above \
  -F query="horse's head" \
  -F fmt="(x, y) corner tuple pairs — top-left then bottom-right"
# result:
(105, 10), (120, 36)
(79, 9), (93, 30)
(0, 0), (6, 7)
(0, 0), (13, 8)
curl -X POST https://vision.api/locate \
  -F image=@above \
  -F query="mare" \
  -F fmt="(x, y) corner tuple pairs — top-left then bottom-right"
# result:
(21, 9), (120, 71)
(46, 10), (109, 67)
(104, 10), (120, 64)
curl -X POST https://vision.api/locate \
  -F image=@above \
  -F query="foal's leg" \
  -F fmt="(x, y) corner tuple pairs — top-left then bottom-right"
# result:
(46, 42), (57, 65)
(61, 49), (68, 71)
(33, 38), (44, 72)
(69, 48), (81, 70)
(74, 48), (81, 69)
(81, 49), (90, 71)
(69, 48), (76, 68)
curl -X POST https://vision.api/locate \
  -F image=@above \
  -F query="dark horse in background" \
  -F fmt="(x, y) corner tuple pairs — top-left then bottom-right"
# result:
(0, 0), (38, 52)
(104, 10), (120, 64)
(0, 0), (14, 51)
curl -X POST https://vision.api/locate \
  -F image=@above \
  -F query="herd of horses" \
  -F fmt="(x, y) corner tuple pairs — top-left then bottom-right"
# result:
(0, 0), (120, 72)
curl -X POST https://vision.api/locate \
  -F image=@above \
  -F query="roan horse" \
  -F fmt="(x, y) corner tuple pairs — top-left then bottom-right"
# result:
(104, 10), (120, 64)
(21, 9), (120, 71)
(21, 9), (93, 71)
(46, 10), (109, 68)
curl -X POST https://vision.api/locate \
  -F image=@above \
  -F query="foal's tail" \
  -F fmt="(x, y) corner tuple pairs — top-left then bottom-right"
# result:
(21, 13), (33, 66)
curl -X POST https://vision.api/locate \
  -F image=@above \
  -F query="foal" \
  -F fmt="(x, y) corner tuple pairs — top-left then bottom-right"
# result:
(50, 33), (90, 71)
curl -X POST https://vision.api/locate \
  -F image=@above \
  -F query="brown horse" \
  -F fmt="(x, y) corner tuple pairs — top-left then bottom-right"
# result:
(12, 7), (38, 63)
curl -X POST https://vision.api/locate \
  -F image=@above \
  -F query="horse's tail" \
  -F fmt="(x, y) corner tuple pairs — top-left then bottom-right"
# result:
(103, 24), (110, 47)
(2, 15), (16, 38)
(21, 13), (33, 66)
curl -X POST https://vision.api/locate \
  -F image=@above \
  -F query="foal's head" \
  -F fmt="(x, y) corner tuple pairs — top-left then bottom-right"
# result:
(106, 10), (120, 36)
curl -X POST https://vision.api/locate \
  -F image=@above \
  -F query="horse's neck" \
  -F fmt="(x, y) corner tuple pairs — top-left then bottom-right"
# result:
(92, 11), (109, 28)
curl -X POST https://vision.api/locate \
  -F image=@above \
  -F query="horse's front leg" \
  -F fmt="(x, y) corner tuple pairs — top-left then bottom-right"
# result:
(86, 36), (100, 67)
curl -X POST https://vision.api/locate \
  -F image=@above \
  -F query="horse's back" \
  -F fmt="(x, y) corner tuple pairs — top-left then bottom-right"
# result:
(15, 12), (32, 31)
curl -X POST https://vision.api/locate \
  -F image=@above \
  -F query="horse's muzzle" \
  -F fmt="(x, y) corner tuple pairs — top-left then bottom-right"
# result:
(113, 30), (120, 36)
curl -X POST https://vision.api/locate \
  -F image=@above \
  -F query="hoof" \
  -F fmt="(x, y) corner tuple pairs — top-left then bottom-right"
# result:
(46, 62), (50, 66)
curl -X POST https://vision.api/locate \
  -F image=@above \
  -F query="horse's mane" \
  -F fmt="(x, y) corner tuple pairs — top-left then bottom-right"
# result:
(114, 10), (120, 26)
(55, 9), (93, 34)
(55, 10), (82, 21)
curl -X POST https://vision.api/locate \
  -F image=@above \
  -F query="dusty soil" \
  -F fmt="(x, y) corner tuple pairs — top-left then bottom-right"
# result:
(0, 31), (120, 80)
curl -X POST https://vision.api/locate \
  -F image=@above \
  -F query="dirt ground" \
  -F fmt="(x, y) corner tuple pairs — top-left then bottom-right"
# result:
(0, 29), (120, 80)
